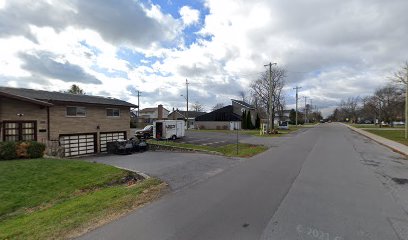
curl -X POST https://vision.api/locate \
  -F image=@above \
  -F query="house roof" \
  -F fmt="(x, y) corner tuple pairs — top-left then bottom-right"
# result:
(195, 105), (241, 121)
(231, 99), (255, 109)
(140, 107), (170, 113)
(170, 110), (207, 119)
(0, 87), (137, 107)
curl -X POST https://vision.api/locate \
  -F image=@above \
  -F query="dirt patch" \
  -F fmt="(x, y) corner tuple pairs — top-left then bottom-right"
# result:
(392, 177), (408, 185)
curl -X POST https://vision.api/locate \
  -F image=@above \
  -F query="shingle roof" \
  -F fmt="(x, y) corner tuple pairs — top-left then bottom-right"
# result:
(140, 107), (170, 113)
(171, 110), (207, 118)
(231, 99), (255, 109)
(195, 105), (241, 121)
(0, 87), (137, 107)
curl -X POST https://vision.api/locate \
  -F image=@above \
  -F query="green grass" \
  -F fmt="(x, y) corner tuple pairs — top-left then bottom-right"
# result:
(349, 123), (404, 129)
(190, 125), (304, 137)
(149, 140), (267, 158)
(366, 129), (408, 146)
(0, 159), (162, 240)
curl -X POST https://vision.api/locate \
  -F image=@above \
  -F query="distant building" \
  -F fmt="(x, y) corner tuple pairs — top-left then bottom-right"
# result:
(195, 99), (256, 130)
(133, 104), (170, 125)
(168, 109), (206, 128)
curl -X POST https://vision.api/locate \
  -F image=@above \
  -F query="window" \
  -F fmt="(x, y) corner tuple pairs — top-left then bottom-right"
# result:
(66, 106), (86, 117)
(106, 108), (120, 117)
(3, 121), (36, 141)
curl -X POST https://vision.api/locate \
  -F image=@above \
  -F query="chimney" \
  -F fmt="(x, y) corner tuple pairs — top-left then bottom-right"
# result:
(158, 104), (163, 120)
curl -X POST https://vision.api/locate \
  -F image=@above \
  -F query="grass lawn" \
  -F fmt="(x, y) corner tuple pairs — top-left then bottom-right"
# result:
(366, 129), (408, 146)
(0, 159), (164, 240)
(190, 125), (304, 137)
(349, 123), (404, 129)
(149, 140), (267, 158)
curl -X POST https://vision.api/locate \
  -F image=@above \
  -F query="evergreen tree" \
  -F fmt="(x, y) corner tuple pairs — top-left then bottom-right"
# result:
(246, 111), (253, 129)
(242, 110), (247, 129)
(255, 113), (261, 129)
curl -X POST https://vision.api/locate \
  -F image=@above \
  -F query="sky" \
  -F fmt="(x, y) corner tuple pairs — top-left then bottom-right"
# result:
(0, 0), (407, 117)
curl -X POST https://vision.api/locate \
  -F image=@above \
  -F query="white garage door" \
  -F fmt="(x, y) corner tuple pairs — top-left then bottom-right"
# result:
(100, 131), (126, 152)
(59, 133), (96, 157)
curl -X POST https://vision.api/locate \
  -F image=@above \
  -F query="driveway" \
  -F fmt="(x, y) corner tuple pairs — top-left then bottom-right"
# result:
(84, 152), (243, 191)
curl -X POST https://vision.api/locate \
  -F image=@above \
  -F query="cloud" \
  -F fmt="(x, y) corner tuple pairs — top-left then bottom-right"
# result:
(19, 51), (102, 84)
(0, 0), (181, 48)
(1, 0), (408, 117)
(179, 6), (200, 26)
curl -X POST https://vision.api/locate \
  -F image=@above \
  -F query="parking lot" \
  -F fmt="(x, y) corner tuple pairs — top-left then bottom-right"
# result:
(175, 130), (252, 147)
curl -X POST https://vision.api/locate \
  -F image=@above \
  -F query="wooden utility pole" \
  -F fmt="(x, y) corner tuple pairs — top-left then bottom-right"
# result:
(304, 96), (308, 123)
(264, 62), (277, 133)
(136, 91), (141, 117)
(293, 86), (302, 126)
(186, 79), (189, 129)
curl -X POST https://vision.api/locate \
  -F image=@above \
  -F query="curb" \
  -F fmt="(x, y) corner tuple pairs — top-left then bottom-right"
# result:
(344, 124), (408, 157)
(112, 166), (151, 179)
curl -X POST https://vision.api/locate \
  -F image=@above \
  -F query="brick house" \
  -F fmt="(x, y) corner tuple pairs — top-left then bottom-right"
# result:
(0, 87), (137, 157)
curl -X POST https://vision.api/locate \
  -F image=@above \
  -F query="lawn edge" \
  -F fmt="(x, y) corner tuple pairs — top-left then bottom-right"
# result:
(345, 123), (408, 157)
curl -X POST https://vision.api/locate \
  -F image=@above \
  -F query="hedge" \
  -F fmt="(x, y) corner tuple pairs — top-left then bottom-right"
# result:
(0, 141), (46, 160)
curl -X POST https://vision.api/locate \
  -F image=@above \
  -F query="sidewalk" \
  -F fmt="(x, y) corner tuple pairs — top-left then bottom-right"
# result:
(346, 124), (408, 157)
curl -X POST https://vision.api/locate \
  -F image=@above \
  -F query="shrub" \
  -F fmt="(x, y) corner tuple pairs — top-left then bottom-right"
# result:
(16, 142), (29, 158)
(0, 142), (17, 160)
(27, 141), (46, 158)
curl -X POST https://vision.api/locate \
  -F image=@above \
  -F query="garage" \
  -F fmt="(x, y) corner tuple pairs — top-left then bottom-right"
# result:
(100, 131), (127, 152)
(59, 133), (96, 157)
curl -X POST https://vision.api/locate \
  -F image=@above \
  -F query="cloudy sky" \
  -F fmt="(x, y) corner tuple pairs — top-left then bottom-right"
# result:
(1, 0), (407, 116)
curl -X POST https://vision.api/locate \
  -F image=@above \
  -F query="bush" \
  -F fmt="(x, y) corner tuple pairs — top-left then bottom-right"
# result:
(27, 141), (46, 158)
(0, 142), (17, 160)
(16, 142), (29, 158)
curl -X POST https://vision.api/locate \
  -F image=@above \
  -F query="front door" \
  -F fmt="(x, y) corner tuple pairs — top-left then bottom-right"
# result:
(2, 121), (37, 141)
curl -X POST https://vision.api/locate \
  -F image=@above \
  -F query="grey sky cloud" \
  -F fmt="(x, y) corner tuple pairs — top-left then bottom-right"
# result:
(19, 51), (102, 84)
(0, 0), (180, 48)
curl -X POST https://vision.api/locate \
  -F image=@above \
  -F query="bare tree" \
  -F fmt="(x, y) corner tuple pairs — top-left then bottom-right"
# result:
(250, 67), (286, 129)
(212, 103), (225, 111)
(393, 61), (408, 84)
(191, 101), (204, 112)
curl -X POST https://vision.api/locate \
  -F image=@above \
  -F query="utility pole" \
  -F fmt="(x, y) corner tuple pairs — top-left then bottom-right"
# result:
(405, 72), (408, 139)
(310, 99), (313, 123)
(186, 79), (189, 129)
(293, 86), (301, 126)
(304, 96), (308, 123)
(264, 62), (277, 133)
(136, 91), (141, 117)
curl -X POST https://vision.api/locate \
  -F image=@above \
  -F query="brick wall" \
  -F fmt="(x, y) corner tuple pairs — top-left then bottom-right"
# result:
(0, 97), (48, 143)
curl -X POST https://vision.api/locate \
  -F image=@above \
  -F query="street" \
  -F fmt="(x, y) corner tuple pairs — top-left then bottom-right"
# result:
(79, 123), (408, 240)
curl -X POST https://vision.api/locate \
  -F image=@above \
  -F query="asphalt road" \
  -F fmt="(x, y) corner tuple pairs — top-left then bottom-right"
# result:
(80, 123), (408, 240)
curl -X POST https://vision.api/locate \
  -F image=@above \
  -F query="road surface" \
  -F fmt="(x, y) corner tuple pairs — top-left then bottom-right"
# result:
(80, 123), (408, 240)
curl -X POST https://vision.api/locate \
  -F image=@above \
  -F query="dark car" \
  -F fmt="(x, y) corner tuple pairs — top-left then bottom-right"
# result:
(135, 125), (153, 139)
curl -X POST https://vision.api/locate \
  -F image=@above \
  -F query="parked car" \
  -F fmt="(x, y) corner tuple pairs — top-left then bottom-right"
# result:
(392, 121), (405, 126)
(135, 125), (153, 139)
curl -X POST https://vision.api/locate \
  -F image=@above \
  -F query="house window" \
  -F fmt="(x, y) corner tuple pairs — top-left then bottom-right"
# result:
(106, 108), (120, 117)
(66, 106), (86, 117)
(3, 121), (36, 141)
